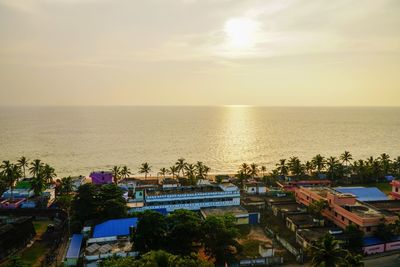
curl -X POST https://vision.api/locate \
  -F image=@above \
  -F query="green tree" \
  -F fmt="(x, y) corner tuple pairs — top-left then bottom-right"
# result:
(340, 151), (353, 167)
(60, 176), (73, 195)
(326, 156), (340, 181)
(379, 153), (391, 176)
(309, 234), (345, 267)
(103, 199), (127, 219)
(312, 154), (326, 177)
(166, 210), (202, 255)
(31, 169), (46, 196)
(201, 215), (241, 265)
(111, 166), (121, 184)
(276, 159), (289, 177)
(134, 211), (168, 253)
(120, 165), (131, 179)
(374, 223), (393, 242)
(308, 199), (328, 220)
(239, 163), (251, 176)
(72, 183), (100, 222)
(288, 157), (304, 179)
(169, 165), (179, 179)
(159, 167), (168, 179)
(0, 163), (21, 200)
(184, 163), (197, 185)
(139, 162), (152, 179)
(344, 224), (364, 253)
(249, 163), (258, 178)
(339, 252), (364, 267)
(42, 164), (56, 185)
(29, 159), (43, 178)
(17, 156), (29, 179)
(176, 158), (187, 178)
(260, 165), (267, 178)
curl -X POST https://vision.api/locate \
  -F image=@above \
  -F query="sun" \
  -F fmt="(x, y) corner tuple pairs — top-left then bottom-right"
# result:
(224, 18), (259, 48)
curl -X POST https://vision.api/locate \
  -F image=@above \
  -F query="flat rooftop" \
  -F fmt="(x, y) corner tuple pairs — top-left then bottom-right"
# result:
(286, 213), (316, 227)
(146, 185), (224, 196)
(271, 202), (304, 213)
(201, 206), (248, 217)
(297, 227), (348, 243)
(366, 200), (400, 211)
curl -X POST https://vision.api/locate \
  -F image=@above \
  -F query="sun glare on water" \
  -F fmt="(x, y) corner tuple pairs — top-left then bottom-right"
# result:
(224, 18), (259, 49)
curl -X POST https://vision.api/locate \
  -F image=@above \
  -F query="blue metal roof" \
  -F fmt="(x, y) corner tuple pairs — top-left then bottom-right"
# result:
(363, 237), (384, 246)
(335, 187), (388, 201)
(150, 208), (168, 215)
(66, 234), (83, 259)
(93, 218), (138, 238)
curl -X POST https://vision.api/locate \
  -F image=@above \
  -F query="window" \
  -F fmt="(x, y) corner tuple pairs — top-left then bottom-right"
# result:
(341, 216), (345, 221)
(366, 226), (371, 232)
(396, 188), (399, 192)
(335, 212), (337, 217)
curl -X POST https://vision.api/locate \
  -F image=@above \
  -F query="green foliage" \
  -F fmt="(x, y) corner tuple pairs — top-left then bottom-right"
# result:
(166, 209), (202, 255)
(201, 215), (241, 265)
(374, 223), (393, 242)
(344, 225), (364, 253)
(308, 199), (328, 219)
(308, 234), (345, 267)
(72, 183), (127, 223)
(134, 211), (168, 253)
(101, 251), (213, 267)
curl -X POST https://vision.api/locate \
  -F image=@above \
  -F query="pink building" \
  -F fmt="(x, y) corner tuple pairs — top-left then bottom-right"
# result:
(390, 180), (400, 199)
(295, 187), (397, 235)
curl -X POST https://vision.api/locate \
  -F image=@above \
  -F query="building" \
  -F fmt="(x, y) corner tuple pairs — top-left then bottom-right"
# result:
(132, 183), (240, 212)
(277, 180), (331, 192)
(296, 228), (347, 249)
(84, 218), (139, 266)
(335, 187), (389, 201)
(0, 217), (36, 260)
(243, 182), (267, 194)
(286, 213), (322, 232)
(295, 187), (397, 235)
(64, 234), (83, 266)
(200, 206), (260, 225)
(90, 171), (113, 185)
(390, 180), (400, 199)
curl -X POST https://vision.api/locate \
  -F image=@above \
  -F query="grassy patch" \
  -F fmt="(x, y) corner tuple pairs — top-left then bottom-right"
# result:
(239, 240), (261, 258)
(33, 220), (52, 236)
(19, 242), (47, 266)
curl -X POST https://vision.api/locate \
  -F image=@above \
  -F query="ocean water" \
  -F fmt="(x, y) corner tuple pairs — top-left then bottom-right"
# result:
(0, 106), (399, 177)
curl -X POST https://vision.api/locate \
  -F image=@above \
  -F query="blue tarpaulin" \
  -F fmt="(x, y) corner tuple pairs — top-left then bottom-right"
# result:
(93, 218), (138, 238)
(66, 234), (83, 259)
(335, 187), (388, 201)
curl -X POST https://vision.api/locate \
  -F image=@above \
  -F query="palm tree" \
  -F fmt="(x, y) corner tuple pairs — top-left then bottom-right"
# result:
(42, 164), (56, 185)
(276, 159), (288, 177)
(326, 157), (339, 181)
(249, 163), (258, 178)
(60, 176), (73, 195)
(260, 166), (267, 178)
(352, 160), (367, 184)
(120, 165), (131, 179)
(305, 161), (313, 176)
(1, 163), (21, 201)
(184, 163), (196, 185)
(31, 168), (46, 196)
(288, 157), (304, 179)
(239, 163), (251, 176)
(158, 167), (168, 179)
(29, 159), (43, 178)
(175, 158), (187, 178)
(339, 252), (364, 267)
(379, 153), (391, 176)
(195, 161), (204, 179)
(17, 156), (29, 179)
(169, 165), (179, 179)
(393, 156), (400, 178)
(340, 151), (353, 166)
(139, 162), (152, 179)
(111, 166), (121, 184)
(312, 154), (326, 176)
(309, 234), (345, 267)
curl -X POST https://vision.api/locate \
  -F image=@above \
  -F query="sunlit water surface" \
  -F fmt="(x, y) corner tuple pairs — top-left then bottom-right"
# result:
(1, 106), (399, 177)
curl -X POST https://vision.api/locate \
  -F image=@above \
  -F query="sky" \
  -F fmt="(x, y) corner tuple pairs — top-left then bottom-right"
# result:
(0, 0), (399, 106)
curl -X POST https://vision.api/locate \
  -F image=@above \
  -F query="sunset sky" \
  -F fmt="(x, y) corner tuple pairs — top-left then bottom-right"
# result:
(0, 0), (399, 106)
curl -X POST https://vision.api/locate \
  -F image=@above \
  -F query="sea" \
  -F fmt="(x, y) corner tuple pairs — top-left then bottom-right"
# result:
(0, 106), (399, 177)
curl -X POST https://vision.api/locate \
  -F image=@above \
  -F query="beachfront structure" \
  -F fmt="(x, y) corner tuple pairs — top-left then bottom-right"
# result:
(90, 171), (113, 185)
(277, 180), (331, 192)
(243, 182), (267, 194)
(295, 187), (397, 235)
(132, 183), (240, 212)
(390, 180), (400, 200)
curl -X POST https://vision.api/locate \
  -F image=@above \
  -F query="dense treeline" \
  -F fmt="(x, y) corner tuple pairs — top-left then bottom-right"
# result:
(237, 151), (400, 183)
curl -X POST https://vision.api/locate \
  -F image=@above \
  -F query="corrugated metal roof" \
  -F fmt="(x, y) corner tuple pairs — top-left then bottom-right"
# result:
(93, 218), (138, 238)
(335, 187), (388, 201)
(66, 234), (83, 259)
